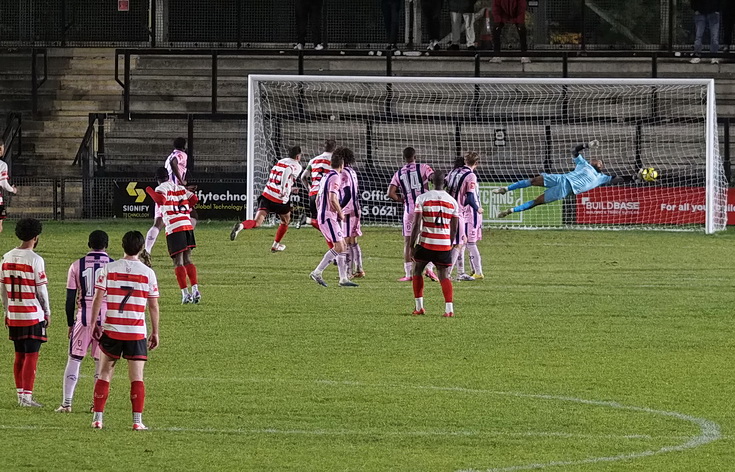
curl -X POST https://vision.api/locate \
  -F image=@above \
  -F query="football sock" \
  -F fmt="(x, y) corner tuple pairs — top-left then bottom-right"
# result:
(414, 296), (424, 311)
(184, 263), (198, 285)
(93, 411), (104, 423)
(13, 352), (24, 391)
(468, 243), (483, 275)
(458, 246), (466, 273)
(508, 179), (531, 191)
(316, 249), (338, 272)
(412, 275), (424, 298)
(21, 351), (39, 395)
(174, 266), (188, 289)
(446, 302), (454, 313)
(242, 220), (257, 229)
(344, 248), (353, 275)
(511, 200), (535, 213)
(310, 220), (320, 229)
(93, 379), (110, 413)
(305, 217), (313, 225)
(326, 240), (334, 249)
(274, 223), (288, 243)
(62, 356), (82, 407)
(131, 381), (145, 417)
(336, 252), (349, 281)
(353, 243), (363, 271)
(404, 262), (413, 278)
(440, 278), (454, 302)
(144, 226), (160, 253)
(191, 283), (199, 293)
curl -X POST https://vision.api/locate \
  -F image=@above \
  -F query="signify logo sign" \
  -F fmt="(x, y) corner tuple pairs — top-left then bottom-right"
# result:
(126, 182), (146, 203)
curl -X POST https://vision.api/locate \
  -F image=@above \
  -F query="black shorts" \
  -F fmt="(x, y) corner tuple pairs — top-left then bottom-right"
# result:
(258, 195), (292, 215)
(8, 322), (47, 343)
(308, 195), (318, 219)
(99, 333), (148, 361)
(167, 230), (196, 257)
(0, 205), (6, 220)
(413, 245), (453, 266)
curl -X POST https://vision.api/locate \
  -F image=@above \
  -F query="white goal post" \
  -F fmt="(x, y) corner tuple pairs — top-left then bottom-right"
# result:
(247, 75), (727, 233)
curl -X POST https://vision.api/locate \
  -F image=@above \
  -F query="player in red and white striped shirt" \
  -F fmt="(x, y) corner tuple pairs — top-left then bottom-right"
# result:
(1, 218), (50, 407)
(230, 146), (303, 252)
(141, 137), (189, 266)
(409, 172), (460, 317)
(146, 167), (200, 304)
(0, 139), (19, 233)
(298, 139), (335, 229)
(90, 231), (160, 431)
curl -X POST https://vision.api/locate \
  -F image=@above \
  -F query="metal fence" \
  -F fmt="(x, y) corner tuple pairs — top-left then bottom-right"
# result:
(1, 0), (730, 50)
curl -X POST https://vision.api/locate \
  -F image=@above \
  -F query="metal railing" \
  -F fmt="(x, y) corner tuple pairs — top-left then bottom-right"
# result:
(2, 112), (22, 174)
(115, 48), (732, 117)
(31, 48), (48, 116)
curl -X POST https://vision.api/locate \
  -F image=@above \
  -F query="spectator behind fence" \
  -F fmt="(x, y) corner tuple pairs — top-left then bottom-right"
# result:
(721, 0), (733, 52)
(295, 0), (325, 51)
(448, 0), (476, 50)
(690, 0), (720, 64)
(489, 0), (529, 64)
(382, 0), (403, 50)
(423, 0), (444, 51)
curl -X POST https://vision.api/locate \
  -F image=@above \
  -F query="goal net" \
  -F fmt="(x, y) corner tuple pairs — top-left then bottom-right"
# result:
(247, 75), (727, 233)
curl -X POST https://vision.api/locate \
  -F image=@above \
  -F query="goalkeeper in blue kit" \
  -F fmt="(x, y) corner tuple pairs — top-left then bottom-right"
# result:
(495, 140), (643, 218)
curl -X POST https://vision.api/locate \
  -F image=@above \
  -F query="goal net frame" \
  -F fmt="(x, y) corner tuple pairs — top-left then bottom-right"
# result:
(247, 75), (725, 234)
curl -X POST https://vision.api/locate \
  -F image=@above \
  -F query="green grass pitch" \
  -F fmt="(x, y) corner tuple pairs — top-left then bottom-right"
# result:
(0, 221), (734, 471)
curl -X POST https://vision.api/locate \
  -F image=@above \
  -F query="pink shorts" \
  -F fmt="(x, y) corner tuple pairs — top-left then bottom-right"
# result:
(69, 321), (100, 359)
(453, 214), (467, 245)
(320, 217), (344, 243)
(465, 212), (483, 243)
(342, 214), (362, 238)
(402, 211), (415, 237)
(155, 203), (163, 219)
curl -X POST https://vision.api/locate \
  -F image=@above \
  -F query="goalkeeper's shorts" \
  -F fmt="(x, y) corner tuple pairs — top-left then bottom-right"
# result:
(541, 174), (573, 203)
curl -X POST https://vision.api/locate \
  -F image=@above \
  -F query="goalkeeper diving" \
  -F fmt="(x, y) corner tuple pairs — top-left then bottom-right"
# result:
(495, 140), (652, 218)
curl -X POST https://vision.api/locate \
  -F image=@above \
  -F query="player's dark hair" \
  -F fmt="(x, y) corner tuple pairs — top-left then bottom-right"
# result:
(453, 154), (465, 168)
(155, 166), (169, 182)
(432, 171), (446, 190)
(88, 230), (109, 251)
(173, 137), (187, 150)
(465, 152), (480, 166)
(122, 230), (145, 256)
(289, 146), (302, 159)
(324, 139), (337, 152)
(403, 147), (416, 162)
(15, 218), (42, 242)
(334, 147), (355, 167)
(330, 151), (345, 169)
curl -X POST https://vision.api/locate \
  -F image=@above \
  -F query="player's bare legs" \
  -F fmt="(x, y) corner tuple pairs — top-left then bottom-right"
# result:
(92, 354), (117, 429)
(141, 218), (164, 266)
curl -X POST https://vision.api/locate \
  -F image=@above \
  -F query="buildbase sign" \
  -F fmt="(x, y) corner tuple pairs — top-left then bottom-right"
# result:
(576, 187), (709, 225)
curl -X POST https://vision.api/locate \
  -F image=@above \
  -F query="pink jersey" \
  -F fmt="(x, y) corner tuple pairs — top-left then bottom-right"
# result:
(67, 252), (113, 327)
(390, 163), (434, 215)
(1, 248), (48, 326)
(340, 166), (360, 216)
(165, 149), (188, 185)
(316, 169), (342, 223)
(413, 190), (460, 252)
(95, 259), (159, 341)
(306, 153), (332, 196)
(446, 166), (479, 219)
(262, 158), (303, 204)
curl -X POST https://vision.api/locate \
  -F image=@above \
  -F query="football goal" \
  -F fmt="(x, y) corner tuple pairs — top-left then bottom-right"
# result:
(247, 75), (726, 233)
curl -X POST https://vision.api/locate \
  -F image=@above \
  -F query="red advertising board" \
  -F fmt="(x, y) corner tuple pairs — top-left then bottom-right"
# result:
(575, 186), (708, 225)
